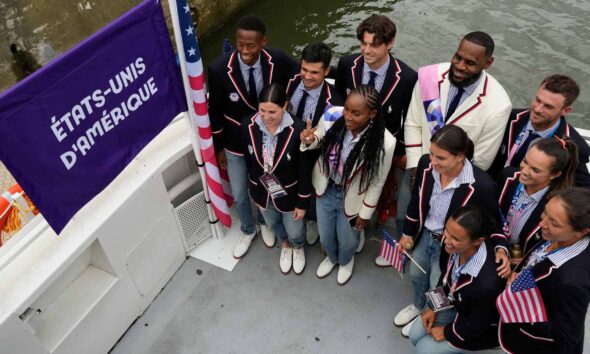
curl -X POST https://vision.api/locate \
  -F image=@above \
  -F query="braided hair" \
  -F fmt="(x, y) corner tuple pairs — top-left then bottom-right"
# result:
(319, 85), (386, 192)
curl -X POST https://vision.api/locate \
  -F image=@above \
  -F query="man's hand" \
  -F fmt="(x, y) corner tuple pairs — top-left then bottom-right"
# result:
(507, 272), (518, 286)
(216, 151), (227, 170)
(495, 248), (511, 278)
(300, 118), (317, 145)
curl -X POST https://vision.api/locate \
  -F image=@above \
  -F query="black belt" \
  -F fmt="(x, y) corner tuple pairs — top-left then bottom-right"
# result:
(328, 178), (344, 190)
(428, 230), (443, 242)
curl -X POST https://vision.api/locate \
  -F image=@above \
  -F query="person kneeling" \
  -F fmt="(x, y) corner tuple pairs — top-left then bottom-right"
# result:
(410, 206), (505, 354)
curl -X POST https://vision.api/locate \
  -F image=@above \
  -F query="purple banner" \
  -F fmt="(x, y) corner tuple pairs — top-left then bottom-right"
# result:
(0, 0), (187, 233)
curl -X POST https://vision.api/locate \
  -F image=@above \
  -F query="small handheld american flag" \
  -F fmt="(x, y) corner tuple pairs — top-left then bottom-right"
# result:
(496, 268), (548, 323)
(380, 230), (407, 274)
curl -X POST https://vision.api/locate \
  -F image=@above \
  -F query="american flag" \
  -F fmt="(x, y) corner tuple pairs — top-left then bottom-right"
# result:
(496, 268), (548, 323)
(379, 230), (406, 273)
(175, 0), (233, 227)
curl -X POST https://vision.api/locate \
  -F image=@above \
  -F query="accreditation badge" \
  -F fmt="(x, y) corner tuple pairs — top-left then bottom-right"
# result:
(425, 286), (454, 312)
(259, 173), (288, 199)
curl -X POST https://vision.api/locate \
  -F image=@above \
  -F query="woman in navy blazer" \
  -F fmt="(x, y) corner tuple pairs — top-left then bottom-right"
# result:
(494, 137), (578, 277)
(240, 84), (312, 275)
(394, 125), (499, 335)
(498, 188), (590, 354)
(410, 206), (505, 353)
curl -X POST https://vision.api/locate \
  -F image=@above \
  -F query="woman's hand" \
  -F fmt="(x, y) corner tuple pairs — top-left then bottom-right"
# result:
(354, 216), (369, 230)
(293, 208), (306, 220)
(495, 248), (511, 278)
(430, 326), (445, 341)
(300, 119), (317, 145)
(421, 309), (436, 333)
(399, 235), (414, 251)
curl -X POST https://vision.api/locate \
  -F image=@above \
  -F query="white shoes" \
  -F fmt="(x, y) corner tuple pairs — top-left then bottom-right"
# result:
(233, 230), (256, 259)
(292, 247), (306, 274)
(260, 224), (275, 248)
(401, 317), (417, 337)
(356, 230), (365, 253)
(394, 304), (421, 327)
(306, 220), (319, 245)
(280, 247), (293, 274)
(337, 257), (354, 285)
(316, 257), (336, 278)
(375, 255), (391, 267)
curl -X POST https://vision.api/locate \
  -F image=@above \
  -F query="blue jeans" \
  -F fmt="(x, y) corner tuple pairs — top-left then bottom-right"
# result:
(396, 168), (412, 237)
(410, 309), (466, 354)
(410, 229), (442, 309)
(225, 152), (256, 234)
(260, 203), (305, 247)
(316, 185), (359, 265)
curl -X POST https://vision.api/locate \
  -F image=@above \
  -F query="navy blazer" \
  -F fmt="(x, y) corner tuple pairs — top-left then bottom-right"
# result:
(499, 239), (590, 354)
(285, 75), (343, 126)
(439, 241), (506, 351)
(404, 154), (500, 246)
(494, 167), (549, 255)
(334, 53), (417, 155)
(207, 48), (298, 155)
(240, 115), (311, 212)
(488, 109), (590, 188)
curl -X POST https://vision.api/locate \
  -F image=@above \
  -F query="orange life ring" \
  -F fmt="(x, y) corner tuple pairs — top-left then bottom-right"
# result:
(1, 184), (25, 235)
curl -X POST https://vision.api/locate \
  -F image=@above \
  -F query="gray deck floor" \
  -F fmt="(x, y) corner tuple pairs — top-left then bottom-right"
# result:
(109, 225), (589, 354)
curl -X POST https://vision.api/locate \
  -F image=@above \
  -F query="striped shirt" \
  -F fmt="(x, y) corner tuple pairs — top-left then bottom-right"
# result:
(330, 127), (368, 185)
(289, 81), (323, 121)
(506, 119), (562, 167)
(237, 53), (263, 97)
(255, 111), (294, 170)
(424, 160), (475, 234)
(445, 73), (482, 113)
(526, 237), (589, 269)
(451, 241), (487, 282)
(505, 184), (550, 244)
(362, 55), (390, 92)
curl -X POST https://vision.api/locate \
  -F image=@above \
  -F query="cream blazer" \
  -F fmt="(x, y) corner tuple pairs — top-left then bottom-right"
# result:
(404, 63), (512, 170)
(301, 117), (395, 220)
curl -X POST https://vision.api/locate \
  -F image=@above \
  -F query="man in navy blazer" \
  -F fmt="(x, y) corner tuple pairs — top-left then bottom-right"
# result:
(207, 15), (298, 256)
(488, 75), (590, 187)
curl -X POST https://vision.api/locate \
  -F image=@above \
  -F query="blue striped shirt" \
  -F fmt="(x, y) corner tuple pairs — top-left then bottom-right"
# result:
(289, 81), (323, 121)
(237, 53), (263, 97)
(506, 119), (561, 167)
(330, 126), (368, 185)
(505, 184), (550, 244)
(362, 56), (390, 92)
(255, 112), (294, 170)
(424, 160), (475, 234)
(451, 241), (487, 282)
(526, 237), (589, 269)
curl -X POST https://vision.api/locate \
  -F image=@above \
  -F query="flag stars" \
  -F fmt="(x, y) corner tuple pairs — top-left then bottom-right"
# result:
(185, 25), (194, 36)
(187, 47), (196, 56)
(183, 4), (190, 14)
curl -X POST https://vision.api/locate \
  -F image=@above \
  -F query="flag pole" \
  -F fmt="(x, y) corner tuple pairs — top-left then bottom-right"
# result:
(167, 0), (224, 240)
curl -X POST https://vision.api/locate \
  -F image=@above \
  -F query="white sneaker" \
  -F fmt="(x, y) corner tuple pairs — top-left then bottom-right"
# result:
(306, 220), (319, 245)
(337, 257), (354, 285)
(260, 224), (275, 248)
(375, 255), (391, 267)
(316, 257), (336, 278)
(401, 317), (417, 338)
(292, 247), (306, 274)
(280, 247), (293, 274)
(356, 230), (365, 253)
(394, 304), (421, 327)
(233, 231), (256, 259)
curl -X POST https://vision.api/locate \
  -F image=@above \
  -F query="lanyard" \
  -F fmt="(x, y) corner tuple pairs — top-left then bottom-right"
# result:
(502, 184), (531, 243)
(524, 241), (569, 269)
(443, 253), (475, 298)
(262, 135), (277, 173)
(506, 121), (561, 165)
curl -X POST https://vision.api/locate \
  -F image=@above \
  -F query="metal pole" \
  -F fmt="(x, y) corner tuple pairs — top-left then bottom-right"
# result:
(167, 0), (224, 240)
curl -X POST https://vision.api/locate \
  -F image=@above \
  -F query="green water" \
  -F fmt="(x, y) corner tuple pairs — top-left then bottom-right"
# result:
(2, 0), (589, 128)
